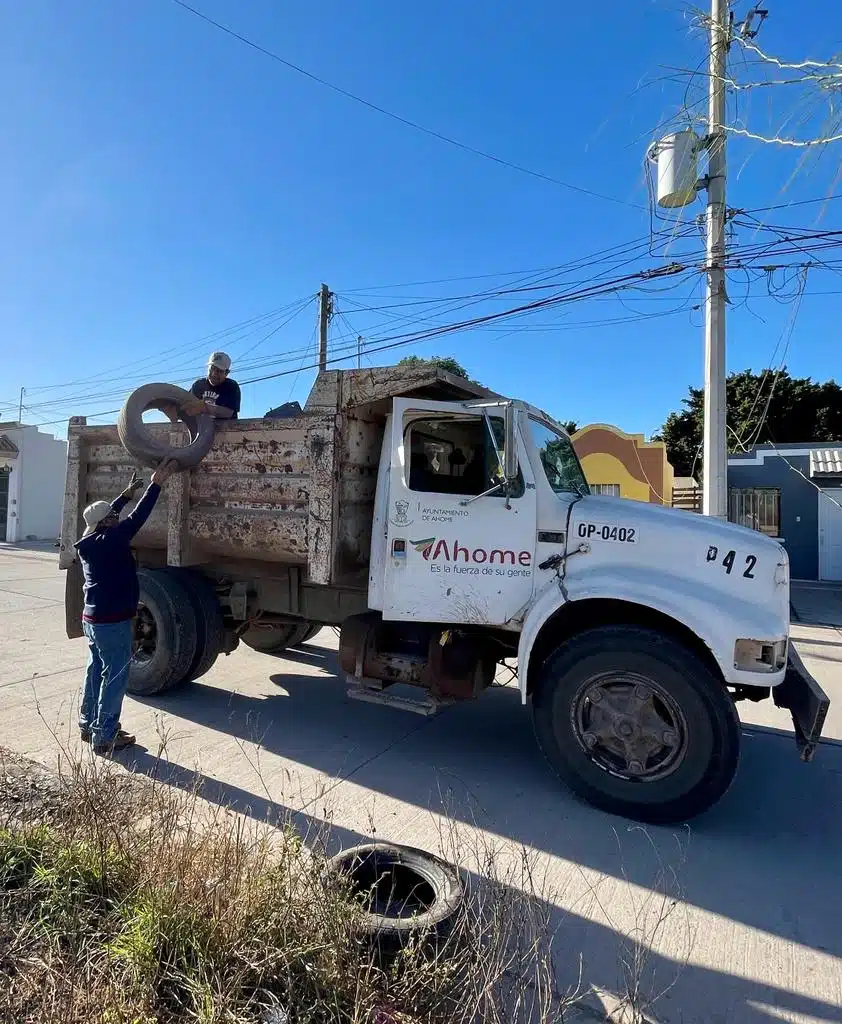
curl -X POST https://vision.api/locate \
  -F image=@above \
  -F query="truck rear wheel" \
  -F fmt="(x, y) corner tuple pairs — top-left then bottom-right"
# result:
(128, 569), (198, 696)
(297, 624), (321, 644)
(531, 625), (740, 824)
(241, 621), (315, 654)
(162, 568), (225, 682)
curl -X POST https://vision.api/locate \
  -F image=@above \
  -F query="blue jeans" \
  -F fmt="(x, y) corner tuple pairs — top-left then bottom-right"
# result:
(80, 620), (133, 745)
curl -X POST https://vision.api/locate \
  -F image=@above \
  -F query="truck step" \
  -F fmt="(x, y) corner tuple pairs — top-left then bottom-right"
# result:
(345, 686), (452, 716)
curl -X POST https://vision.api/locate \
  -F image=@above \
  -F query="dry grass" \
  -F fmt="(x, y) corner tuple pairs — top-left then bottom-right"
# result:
(0, 753), (583, 1024)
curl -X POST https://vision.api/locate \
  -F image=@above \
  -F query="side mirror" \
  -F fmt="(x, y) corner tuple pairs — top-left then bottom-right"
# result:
(503, 402), (518, 482)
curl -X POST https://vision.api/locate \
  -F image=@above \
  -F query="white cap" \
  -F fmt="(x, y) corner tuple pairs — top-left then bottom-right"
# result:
(208, 351), (231, 371)
(82, 501), (114, 538)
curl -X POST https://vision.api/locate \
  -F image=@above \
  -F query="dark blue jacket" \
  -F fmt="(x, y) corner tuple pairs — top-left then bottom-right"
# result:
(74, 483), (161, 624)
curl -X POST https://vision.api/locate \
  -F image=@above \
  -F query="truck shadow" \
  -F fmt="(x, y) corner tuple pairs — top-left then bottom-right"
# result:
(119, 745), (842, 1024)
(131, 641), (842, 971)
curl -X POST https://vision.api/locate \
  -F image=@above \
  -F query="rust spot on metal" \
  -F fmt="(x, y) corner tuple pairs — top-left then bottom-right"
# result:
(311, 435), (326, 462)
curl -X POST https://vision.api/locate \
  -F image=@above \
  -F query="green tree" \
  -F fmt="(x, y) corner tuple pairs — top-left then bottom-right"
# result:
(561, 420), (578, 435)
(398, 354), (471, 379)
(654, 369), (842, 478)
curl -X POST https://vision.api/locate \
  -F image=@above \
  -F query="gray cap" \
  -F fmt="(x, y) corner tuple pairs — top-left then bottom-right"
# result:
(82, 500), (114, 538)
(208, 351), (232, 371)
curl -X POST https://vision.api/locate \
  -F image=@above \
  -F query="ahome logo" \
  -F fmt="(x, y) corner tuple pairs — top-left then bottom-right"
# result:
(411, 537), (532, 567)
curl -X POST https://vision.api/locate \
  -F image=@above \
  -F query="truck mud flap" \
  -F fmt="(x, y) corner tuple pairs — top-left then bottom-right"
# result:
(774, 644), (830, 762)
(64, 561), (84, 640)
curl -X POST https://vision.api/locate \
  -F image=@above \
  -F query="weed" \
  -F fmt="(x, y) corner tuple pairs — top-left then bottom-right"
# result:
(0, 754), (588, 1024)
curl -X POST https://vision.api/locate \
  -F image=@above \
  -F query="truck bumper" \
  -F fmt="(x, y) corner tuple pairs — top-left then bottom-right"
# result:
(773, 644), (830, 761)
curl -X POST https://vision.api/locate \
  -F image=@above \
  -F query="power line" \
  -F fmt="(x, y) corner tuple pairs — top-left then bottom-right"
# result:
(743, 194), (842, 214)
(769, 443), (842, 513)
(16, 242), (683, 419)
(732, 267), (809, 452)
(10, 237), (686, 415)
(170, 0), (646, 211)
(24, 259), (708, 427)
(334, 231), (705, 344)
(6, 298), (318, 417)
(339, 230), (700, 294)
(241, 264), (694, 386)
(227, 296), (315, 360)
(5, 296), (316, 418)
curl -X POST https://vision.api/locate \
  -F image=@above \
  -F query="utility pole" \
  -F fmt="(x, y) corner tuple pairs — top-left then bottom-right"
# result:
(357, 335), (363, 369)
(318, 283), (332, 372)
(702, 0), (729, 518)
(18, 387), (24, 423)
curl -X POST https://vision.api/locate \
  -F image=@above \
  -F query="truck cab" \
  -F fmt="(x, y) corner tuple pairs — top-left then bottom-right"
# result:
(348, 393), (825, 821)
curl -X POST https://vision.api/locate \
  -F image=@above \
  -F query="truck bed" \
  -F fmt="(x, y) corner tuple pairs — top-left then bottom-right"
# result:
(59, 367), (496, 586)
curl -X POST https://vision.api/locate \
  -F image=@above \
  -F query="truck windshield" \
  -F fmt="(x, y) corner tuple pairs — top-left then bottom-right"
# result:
(530, 420), (589, 496)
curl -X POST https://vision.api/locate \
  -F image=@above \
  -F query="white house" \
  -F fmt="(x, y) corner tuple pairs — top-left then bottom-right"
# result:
(0, 422), (68, 543)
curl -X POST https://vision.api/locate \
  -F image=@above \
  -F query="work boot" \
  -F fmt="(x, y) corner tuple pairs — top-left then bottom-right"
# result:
(93, 729), (136, 756)
(81, 721), (119, 745)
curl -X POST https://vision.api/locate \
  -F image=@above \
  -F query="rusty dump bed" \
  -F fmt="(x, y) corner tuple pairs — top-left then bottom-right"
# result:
(59, 366), (494, 587)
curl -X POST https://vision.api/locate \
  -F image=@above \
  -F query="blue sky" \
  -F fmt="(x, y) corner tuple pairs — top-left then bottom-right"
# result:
(2, 0), (841, 437)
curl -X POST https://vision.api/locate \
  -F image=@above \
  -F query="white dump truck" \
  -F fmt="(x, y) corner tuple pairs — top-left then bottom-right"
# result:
(60, 365), (828, 823)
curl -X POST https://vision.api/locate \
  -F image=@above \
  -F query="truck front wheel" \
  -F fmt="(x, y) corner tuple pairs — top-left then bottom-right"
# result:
(532, 625), (740, 824)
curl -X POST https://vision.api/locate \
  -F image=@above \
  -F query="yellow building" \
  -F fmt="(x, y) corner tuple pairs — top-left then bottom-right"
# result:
(571, 423), (675, 506)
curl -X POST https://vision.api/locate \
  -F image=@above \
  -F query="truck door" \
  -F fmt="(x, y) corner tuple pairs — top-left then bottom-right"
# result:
(382, 398), (537, 626)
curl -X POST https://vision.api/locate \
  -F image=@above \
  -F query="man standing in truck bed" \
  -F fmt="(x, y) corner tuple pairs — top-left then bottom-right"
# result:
(188, 351), (241, 420)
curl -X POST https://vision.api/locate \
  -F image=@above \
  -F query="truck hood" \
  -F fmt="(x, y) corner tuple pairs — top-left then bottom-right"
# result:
(559, 494), (790, 660)
(569, 494), (785, 559)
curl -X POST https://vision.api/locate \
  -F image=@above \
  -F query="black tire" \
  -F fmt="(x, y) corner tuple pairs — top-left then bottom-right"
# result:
(295, 623), (321, 645)
(162, 568), (224, 681)
(323, 843), (463, 952)
(117, 382), (215, 470)
(128, 569), (198, 696)
(532, 626), (740, 824)
(241, 622), (312, 654)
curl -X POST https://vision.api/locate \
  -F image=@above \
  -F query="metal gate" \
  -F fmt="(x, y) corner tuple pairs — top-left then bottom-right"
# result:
(0, 467), (9, 542)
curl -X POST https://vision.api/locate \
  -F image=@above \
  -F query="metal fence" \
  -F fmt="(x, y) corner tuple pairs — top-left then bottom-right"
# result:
(728, 487), (780, 536)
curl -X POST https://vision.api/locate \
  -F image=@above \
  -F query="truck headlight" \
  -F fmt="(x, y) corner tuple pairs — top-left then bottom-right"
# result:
(734, 638), (787, 673)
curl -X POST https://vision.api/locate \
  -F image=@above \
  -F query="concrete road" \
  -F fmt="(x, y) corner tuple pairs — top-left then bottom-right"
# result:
(2, 544), (842, 1024)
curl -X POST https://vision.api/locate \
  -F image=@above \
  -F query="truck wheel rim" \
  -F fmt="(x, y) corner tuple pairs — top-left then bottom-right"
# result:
(133, 605), (157, 666)
(571, 671), (689, 782)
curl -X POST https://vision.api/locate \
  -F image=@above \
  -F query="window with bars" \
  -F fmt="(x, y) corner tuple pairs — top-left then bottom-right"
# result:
(728, 487), (781, 537)
(591, 483), (621, 497)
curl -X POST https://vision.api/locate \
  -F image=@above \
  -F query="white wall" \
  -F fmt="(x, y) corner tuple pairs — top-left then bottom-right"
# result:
(2, 425), (68, 541)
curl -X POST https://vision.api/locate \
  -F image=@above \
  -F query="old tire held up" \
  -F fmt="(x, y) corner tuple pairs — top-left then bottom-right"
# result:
(323, 843), (463, 953)
(117, 382), (215, 470)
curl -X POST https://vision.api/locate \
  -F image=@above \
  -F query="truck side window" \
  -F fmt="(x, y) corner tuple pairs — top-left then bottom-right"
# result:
(405, 416), (523, 497)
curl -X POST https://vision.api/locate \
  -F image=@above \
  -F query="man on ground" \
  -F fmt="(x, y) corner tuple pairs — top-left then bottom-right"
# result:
(75, 459), (178, 754)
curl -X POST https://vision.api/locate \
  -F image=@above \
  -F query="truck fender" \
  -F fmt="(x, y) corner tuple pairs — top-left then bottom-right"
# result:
(517, 565), (786, 703)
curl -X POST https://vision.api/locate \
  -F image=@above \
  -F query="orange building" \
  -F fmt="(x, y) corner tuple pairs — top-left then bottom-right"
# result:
(571, 423), (675, 506)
